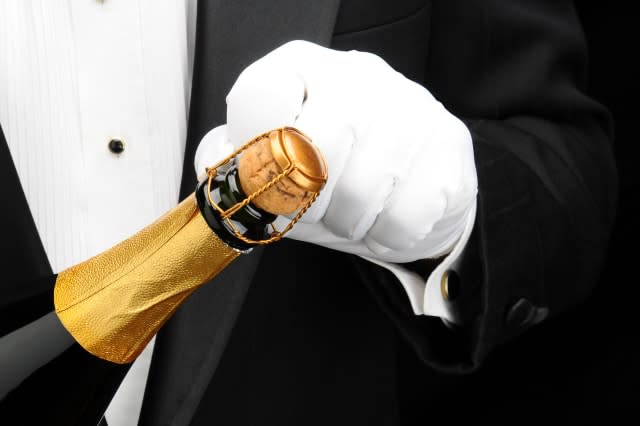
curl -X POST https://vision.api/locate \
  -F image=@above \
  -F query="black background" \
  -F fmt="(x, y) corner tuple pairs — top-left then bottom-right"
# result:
(577, 3), (639, 419)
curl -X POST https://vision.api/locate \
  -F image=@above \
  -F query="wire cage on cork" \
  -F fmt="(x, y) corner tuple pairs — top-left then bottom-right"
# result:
(204, 127), (328, 246)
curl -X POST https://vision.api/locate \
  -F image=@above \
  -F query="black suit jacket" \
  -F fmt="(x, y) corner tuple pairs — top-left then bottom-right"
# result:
(0, 1), (617, 425)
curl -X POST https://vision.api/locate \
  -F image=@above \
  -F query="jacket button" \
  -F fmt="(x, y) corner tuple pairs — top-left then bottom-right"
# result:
(440, 270), (461, 301)
(108, 139), (125, 154)
(505, 298), (537, 329)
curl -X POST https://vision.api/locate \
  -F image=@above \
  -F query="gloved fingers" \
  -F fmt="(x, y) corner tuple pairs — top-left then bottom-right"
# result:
(361, 189), (476, 261)
(427, 109), (477, 220)
(364, 183), (448, 254)
(363, 120), (448, 252)
(322, 118), (413, 240)
(286, 50), (404, 225)
(225, 40), (356, 223)
(226, 53), (306, 148)
(285, 220), (377, 258)
(364, 194), (472, 260)
(284, 220), (338, 245)
(290, 99), (355, 223)
(194, 125), (234, 179)
(225, 40), (355, 148)
(366, 106), (476, 256)
(285, 220), (428, 263)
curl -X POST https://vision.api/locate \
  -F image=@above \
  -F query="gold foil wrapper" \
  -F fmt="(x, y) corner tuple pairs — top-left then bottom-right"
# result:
(54, 194), (239, 364)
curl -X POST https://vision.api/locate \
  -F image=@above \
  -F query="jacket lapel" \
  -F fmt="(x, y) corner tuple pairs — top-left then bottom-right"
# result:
(0, 127), (54, 336)
(140, 1), (340, 425)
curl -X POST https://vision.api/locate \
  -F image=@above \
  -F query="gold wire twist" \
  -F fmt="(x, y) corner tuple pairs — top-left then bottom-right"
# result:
(204, 129), (320, 246)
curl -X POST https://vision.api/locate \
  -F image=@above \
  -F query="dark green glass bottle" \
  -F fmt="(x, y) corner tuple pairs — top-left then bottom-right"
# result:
(196, 162), (277, 252)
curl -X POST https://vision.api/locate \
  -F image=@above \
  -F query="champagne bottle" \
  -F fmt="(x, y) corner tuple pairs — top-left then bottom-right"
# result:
(54, 127), (327, 364)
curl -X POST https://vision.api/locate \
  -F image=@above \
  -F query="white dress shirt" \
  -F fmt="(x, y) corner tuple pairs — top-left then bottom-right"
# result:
(0, 0), (470, 424)
(0, 0), (197, 424)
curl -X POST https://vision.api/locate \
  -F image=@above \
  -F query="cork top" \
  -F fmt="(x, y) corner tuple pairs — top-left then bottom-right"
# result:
(237, 127), (327, 215)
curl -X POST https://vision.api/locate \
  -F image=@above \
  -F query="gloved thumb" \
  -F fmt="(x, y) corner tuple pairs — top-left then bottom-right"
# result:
(194, 125), (234, 181)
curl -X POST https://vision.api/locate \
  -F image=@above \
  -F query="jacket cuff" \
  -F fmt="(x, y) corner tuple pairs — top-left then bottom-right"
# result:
(359, 199), (477, 322)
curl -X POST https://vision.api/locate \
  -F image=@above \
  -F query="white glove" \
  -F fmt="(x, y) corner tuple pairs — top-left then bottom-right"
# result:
(195, 40), (477, 263)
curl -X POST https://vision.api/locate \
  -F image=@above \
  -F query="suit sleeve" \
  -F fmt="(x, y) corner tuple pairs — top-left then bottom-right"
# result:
(351, 0), (617, 372)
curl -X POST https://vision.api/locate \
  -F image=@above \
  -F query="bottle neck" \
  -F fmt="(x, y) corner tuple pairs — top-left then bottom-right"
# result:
(195, 163), (277, 251)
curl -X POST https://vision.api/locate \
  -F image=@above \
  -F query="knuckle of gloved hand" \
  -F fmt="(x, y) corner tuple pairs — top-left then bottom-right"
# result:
(229, 58), (274, 96)
(322, 209), (352, 239)
(375, 215), (416, 250)
(441, 118), (477, 209)
(275, 39), (317, 56)
(227, 62), (305, 146)
(441, 110), (472, 148)
(347, 49), (394, 73)
(440, 177), (476, 221)
(323, 190), (370, 239)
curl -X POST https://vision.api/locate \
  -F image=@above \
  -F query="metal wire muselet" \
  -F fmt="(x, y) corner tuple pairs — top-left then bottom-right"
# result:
(204, 130), (321, 246)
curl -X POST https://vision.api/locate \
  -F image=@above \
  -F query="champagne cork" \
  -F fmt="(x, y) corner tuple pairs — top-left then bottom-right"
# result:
(238, 127), (327, 215)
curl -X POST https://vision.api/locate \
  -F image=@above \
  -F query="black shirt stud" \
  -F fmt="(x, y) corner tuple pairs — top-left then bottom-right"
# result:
(108, 138), (125, 155)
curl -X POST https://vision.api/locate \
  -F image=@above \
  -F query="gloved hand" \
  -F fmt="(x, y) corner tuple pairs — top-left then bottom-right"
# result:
(195, 40), (477, 263)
